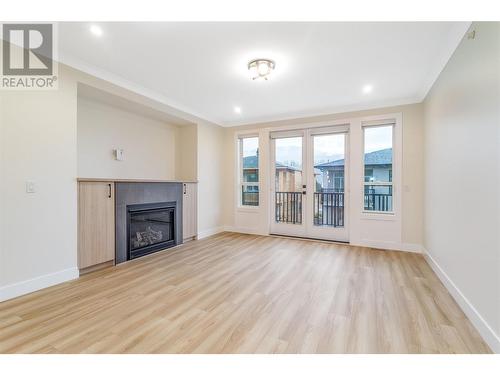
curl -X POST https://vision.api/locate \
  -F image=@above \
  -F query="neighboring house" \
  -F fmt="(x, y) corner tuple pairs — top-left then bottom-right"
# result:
(242, 155), (259, 205)
(361, 148), (393, 187)
(315, 148), (393, 211)
(242, 155), (305, 192)
(314, 148), (392, 192)
(275, 162), (303, 192)
(242, 155), (259, 191)
(244, 148), (391, 195)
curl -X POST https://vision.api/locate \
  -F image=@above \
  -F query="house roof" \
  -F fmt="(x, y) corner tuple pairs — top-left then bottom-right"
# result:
(275, 162), (301, 172)
(243, 155), (301, 171)
(243, 155), (258, 169)
(315, 148), (392, 169)
(243, 149), (391, 171)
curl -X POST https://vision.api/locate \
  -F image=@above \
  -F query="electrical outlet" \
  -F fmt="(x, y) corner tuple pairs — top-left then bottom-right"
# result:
(26, 181), (36, 193)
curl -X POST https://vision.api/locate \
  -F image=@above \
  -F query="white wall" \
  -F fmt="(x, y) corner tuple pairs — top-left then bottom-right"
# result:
(77, 96), (178, 180)
(196, 120), (226, 237)
(423, 22), (500, 352)
(175, 124), (198, 181)
(0, 65), (79, 300)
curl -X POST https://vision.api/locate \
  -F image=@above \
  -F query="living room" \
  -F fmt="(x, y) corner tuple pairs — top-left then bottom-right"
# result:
(0, 1), (499, 373)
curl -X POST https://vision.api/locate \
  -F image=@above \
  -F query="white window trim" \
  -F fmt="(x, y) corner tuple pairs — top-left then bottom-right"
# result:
(237, 134), (260, 209)
(360, 115), (401, 218)
(362, 124), (394, 215)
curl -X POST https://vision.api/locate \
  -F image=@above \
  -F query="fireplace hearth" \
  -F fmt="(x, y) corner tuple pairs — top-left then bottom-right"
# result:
(127, 202), (176, 260)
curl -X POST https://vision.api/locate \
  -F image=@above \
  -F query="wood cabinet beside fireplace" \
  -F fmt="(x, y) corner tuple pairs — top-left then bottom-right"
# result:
(182, 182), (197, 241)
(78, 181), (115, 273)
(77, 179), (198, 274)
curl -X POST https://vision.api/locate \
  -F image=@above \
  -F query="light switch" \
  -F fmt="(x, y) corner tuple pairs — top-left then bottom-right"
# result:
(26, 181), (36, 193)
(114, 149), (125, 161)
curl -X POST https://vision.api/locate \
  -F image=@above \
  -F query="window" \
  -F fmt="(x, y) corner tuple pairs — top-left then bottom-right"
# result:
(364, 168), (373, 182)
(363, 125), (393, 212)
(333, 170), (344, 192)
(239, 136), (259, 206)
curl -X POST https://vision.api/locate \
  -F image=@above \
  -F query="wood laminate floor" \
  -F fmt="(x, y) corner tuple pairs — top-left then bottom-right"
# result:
(0, 232), (491, 353)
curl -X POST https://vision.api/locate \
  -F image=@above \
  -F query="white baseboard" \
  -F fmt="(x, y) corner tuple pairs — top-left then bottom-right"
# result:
(0, 267), (79, 302)
(197, 226), (225, 239)
(398, 242), (425, 253)
(224, 229), (423, 253)
(223, 226), (266, 236)
(424, 250), (500, 353)
(352, 240), (423, 253)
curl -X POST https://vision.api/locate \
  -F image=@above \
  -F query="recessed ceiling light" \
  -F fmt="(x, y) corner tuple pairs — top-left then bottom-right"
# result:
(90, 25), (103, 37)
(362, 84), (373, 94)
(248, 59), (275, 81)
(234, 106), (242, 114)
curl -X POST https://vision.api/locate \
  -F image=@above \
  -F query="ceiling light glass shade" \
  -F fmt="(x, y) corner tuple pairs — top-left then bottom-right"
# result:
(257, 61), (269, 75)
(248, 59), (275, 80)
(248, 64), (258, 78)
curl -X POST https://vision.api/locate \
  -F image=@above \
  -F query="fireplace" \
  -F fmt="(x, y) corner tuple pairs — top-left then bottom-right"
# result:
(126, 202), (176, 260)
(115, 182), (183, 264)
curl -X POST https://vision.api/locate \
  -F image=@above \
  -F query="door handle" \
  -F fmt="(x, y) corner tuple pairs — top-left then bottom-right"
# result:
(183, 183), (187, 194)
(108, 183), (112, 198)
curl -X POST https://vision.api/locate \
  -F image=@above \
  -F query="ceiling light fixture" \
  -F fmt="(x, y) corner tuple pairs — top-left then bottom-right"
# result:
(234, 106), (242, 114)
(362, 84), (373, 94)
(90, 25), (103, 37)
(248, 59), (275, 81)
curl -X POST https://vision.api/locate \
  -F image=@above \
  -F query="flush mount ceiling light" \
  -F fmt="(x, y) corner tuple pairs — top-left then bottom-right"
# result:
(248, 59), (275, 81)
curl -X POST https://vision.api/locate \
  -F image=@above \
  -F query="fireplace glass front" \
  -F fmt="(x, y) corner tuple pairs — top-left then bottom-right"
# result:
(127, 203), (176, 260)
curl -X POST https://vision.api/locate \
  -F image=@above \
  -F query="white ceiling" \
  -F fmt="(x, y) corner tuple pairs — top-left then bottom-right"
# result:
(59, 22), (469, 127)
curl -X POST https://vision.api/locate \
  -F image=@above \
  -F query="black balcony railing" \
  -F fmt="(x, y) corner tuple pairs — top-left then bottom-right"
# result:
(364, 193), (392, 212)
(274, 190), (392, 225)
(275, 192), (302, 224)
(314, 192), (344, 227)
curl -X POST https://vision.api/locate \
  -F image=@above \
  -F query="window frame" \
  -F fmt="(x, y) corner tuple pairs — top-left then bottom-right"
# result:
(238, 135), (260, 208)
(362, 123), (395, 214)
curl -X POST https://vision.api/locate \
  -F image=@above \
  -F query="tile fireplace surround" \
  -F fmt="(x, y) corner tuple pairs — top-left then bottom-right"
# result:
(115, 182), (183, 263)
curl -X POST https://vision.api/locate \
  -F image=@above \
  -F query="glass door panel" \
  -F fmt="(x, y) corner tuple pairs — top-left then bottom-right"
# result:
(304, 130), (348, 242)
(312, 133), (345, 227)
(274, 137), (304, 225)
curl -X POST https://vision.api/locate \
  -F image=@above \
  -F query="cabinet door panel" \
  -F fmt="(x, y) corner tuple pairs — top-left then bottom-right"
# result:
(78, 182), (115, 269)
(183, 183), (197, 240)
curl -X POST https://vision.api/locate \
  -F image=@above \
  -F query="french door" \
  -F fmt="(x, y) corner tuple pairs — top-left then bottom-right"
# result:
(270, 127), (349, 242)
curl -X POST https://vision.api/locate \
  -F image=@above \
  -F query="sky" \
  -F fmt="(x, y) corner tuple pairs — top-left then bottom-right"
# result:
(275, 137), (303, 167)
(313, 134), (345, 165)
(364, 125), (393, 153)
(275, 134), (345, 167)
(242, 137), (259, 157)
